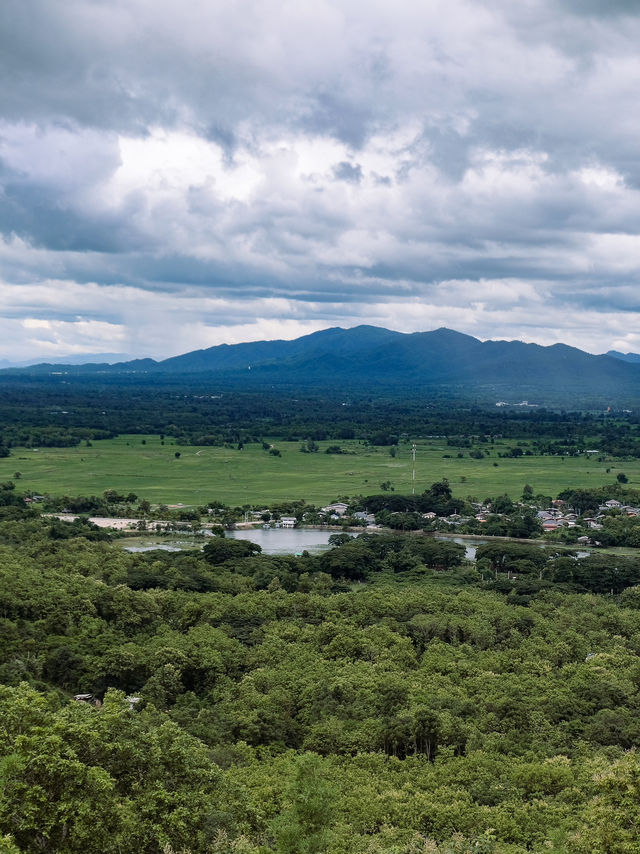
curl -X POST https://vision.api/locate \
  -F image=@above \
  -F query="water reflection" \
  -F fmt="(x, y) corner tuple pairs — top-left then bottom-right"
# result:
(122, 528), (354, 556)
(226, 528), (354, 555)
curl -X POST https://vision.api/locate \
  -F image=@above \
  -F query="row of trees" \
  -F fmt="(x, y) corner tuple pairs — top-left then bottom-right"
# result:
(2, 378), (640, 448)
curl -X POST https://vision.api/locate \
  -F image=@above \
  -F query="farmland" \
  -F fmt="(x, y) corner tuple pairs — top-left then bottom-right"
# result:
(2, 433), (638, 505)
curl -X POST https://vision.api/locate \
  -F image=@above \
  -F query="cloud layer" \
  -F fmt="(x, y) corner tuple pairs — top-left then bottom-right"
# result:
(2, 0), (640, 360)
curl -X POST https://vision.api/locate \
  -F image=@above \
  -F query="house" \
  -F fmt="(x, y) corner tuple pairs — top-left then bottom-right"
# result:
(321, 502), (349, 515)
(280, 517), (297, 528)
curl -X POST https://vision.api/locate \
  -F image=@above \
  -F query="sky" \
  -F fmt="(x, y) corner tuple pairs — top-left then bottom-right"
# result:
(2, 0), (640, 362)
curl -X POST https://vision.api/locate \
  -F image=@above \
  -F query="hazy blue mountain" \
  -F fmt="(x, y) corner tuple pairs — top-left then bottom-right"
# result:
(5, 326), (640, 403)
(157, 325), (399, 373)
(607, 350), (640, 364)
(0, 352), (133, 369)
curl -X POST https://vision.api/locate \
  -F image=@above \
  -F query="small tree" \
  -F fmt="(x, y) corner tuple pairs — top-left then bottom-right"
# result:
(271, 753), (337, 854)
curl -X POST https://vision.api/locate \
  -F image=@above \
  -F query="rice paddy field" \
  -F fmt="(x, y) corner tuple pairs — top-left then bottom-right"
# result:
(2, 434), (639, 506)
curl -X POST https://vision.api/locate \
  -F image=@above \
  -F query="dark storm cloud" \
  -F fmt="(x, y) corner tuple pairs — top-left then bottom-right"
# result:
(332, 162), (363, 184)
(0, 180), (143, 254)
(559, 0), (640, 17)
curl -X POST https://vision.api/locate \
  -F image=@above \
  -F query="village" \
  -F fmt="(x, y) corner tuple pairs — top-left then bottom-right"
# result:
(32, 490), (640, 558)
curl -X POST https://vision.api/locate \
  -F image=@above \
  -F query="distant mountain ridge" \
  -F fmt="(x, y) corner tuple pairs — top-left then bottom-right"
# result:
(607, 350), (640, 364)
(0, 352), (133, 369)
(4, 325), (640, 403)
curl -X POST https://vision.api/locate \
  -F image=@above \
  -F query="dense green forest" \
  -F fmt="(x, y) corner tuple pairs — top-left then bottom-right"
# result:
(2, 500), (640, 852)
(3, 383), (640, 851)
(1, 377), (640, 452)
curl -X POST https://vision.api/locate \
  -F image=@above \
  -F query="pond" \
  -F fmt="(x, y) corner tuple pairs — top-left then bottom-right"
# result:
(226, 527), (355, 555)
(121, 527), (354, 555)
(434, 536), (488, 560)
(119, 530), (597, 560)
(120, 536), (204, 553)
(434, 535), (594, 561)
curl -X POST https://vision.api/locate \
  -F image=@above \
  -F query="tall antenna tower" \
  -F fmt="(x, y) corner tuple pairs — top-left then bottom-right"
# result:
(411, 443), (417, 495)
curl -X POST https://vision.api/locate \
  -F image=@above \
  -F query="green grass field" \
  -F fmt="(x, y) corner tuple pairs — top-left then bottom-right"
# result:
(2, 434), (639, 506)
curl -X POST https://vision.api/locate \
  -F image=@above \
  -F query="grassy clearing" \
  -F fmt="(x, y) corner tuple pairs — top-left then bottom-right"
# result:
(2, 434), (639, 506)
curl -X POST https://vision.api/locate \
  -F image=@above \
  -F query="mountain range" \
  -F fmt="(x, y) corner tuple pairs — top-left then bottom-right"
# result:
(607, 350), (640, 364)
(0, 352), (132, 370)
(4, 326), (640, 404)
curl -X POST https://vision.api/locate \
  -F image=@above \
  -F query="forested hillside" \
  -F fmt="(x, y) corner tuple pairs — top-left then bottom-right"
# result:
(2, 508), (640, 852)
(6, 325), (640, 405)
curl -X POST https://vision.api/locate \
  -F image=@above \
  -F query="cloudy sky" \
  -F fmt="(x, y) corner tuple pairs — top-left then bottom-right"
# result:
(2, 0), (640, 362)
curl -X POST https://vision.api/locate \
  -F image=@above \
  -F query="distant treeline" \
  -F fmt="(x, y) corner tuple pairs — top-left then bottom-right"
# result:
(1, 378), (640, 452)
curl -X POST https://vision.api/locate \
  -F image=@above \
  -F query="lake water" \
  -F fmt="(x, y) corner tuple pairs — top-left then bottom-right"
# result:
(122, 527), (353, 555)
(121, 537), (203, 553)
(434, 536), (487, 560)
(228, 528), (354, 554)
(434, 535), (593, 560)
(120, 530), (595, 560)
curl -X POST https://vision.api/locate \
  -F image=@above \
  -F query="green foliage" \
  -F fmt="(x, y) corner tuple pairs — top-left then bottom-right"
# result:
(271, 753), (337, 854)
(4, 516), (640, 851)
(0, 685), (226, 853)
(203, 538), (262, 564)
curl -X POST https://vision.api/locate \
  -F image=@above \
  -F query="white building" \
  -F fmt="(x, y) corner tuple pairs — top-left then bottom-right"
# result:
(321, 502), (349, 515)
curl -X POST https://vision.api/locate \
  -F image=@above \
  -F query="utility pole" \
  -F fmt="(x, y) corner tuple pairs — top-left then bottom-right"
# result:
(412, 443), (417, 495)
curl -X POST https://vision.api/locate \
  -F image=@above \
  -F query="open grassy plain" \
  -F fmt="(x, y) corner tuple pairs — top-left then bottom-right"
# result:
(2, 434), (639, 506)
